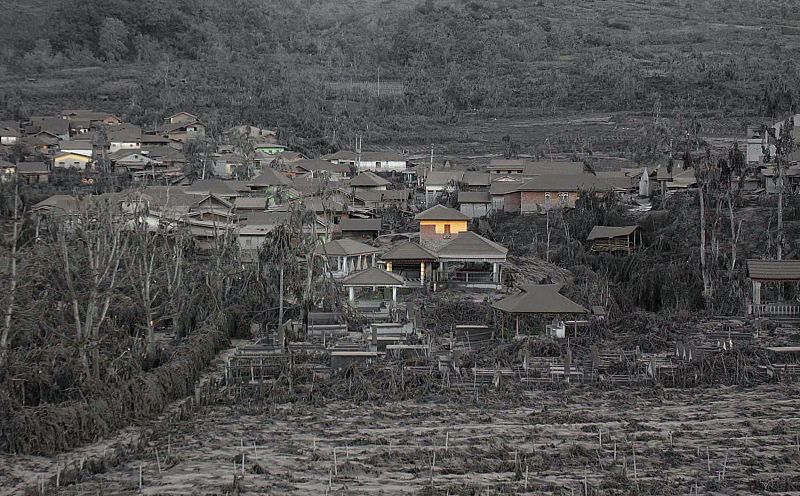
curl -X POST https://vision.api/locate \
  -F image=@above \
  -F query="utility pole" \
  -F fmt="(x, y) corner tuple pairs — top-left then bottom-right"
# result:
(356, 135), (362, 172)
(429, 144), (434, 172)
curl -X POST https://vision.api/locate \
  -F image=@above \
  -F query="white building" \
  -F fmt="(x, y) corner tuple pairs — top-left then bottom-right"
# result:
(58, 140), (94, 157)
(357, 152), (407, 172)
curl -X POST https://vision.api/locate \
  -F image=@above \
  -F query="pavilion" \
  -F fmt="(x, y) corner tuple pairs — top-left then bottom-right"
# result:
(747, 259), (800, 317)
(492, 284), (588, 337)
(317, 238), (381, 279)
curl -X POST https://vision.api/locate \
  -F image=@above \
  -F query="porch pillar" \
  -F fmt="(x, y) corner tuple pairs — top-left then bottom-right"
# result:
(348, 286), (355, 303)
(372, 253), (376, 266)
(492, 262), (499, 283)
(752, 280), (762, 306)
(515, 316), (520, 338)
(392, 287), (397, 305)
(420, 262), (426, 281)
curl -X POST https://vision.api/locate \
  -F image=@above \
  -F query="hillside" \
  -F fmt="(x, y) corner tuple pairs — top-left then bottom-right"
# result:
(1, 0), (799, 153)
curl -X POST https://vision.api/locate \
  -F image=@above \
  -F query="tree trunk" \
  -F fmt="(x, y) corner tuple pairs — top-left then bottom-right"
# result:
(0, 200), (19, 367)
(699, 187), (711, 306)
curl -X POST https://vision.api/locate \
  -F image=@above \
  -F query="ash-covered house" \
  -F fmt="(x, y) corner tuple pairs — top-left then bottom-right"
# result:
(491, 174), (615, 214)
(458, 191), (492, 219)
(415, 204), (470, 251)
(337, 218), (382, 242)
(350, 189), (410, 211)
(357, 152), (407, 172)
(349, 171), (391, 192)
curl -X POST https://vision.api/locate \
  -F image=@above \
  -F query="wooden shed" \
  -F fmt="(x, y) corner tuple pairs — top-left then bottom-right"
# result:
(587, 225), (641, 254)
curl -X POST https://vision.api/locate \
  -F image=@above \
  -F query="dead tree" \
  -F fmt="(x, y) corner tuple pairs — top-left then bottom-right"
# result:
(0, 182), (20, 367)
(766, 117), (796, 260)
(57, 201), (126, 378)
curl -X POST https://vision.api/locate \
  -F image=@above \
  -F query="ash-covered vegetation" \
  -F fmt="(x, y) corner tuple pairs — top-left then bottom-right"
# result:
(1, 0), (800, 149)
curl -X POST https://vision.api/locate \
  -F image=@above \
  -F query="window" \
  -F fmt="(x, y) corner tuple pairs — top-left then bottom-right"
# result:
(444, 224), (451, 234)
(375, 161), (381, 168)
(558, 192), (569, 203)
(544, 192), (551, 200)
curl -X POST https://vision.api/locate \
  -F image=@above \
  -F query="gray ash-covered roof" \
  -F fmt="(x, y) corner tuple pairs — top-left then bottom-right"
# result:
(492, 284), (587, 315)
(341, 267), (405, 287)
(415, 204), (470, 221)
(747, 260), (800, 281)
(436, 231), (508, 261)
(587, 226), (640, 240)
(381, 241), (437, 261)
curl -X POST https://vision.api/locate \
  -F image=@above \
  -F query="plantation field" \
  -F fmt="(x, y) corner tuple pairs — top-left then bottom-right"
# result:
(4, 383), (799, 495)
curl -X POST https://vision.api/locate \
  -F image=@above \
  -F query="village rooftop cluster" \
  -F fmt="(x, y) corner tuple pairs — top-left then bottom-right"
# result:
(1, 109), (798, 368)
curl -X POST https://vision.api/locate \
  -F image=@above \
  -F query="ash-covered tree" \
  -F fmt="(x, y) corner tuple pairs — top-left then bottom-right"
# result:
(98, 17), (129, 62)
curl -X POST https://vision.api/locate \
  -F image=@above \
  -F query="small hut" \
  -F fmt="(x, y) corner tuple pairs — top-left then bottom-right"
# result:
(587, 226), (641, 254)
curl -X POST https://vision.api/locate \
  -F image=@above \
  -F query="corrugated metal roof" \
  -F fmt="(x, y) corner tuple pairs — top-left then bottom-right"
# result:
(747, 260), (800, 281)
(587, 225), (639, 240)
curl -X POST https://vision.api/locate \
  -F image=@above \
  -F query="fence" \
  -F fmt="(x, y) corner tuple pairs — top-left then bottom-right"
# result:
(748, 303), (800, 316)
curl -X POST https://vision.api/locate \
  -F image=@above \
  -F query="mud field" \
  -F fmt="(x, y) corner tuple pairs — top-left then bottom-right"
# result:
(5, 384), (799, 495)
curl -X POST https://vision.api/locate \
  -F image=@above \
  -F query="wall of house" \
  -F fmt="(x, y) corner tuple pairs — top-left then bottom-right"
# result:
(520, 191), (578, 212)
(502, 192), (521, 213)
(358, 160), (406, 172)
(459, 203), (490, 219)
(110, 141), (140, 153)
(419, 220), (468, 235)
(54, 154), (91, 170)
(214, 161), (235, 178)
(419, 220), (468, 250)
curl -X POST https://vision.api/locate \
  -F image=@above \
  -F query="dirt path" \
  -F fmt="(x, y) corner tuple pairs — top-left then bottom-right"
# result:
(0, 340), (248, 496)
(28, 383), (799, 495)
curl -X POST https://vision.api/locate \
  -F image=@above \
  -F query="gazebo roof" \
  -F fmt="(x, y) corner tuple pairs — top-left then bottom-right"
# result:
(436, 231), (508, 261)
(318, 238), (381, 257)
(381, 241), (437, 261)
(492, 284), (587, 315)
(341, 267), (405, 287)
